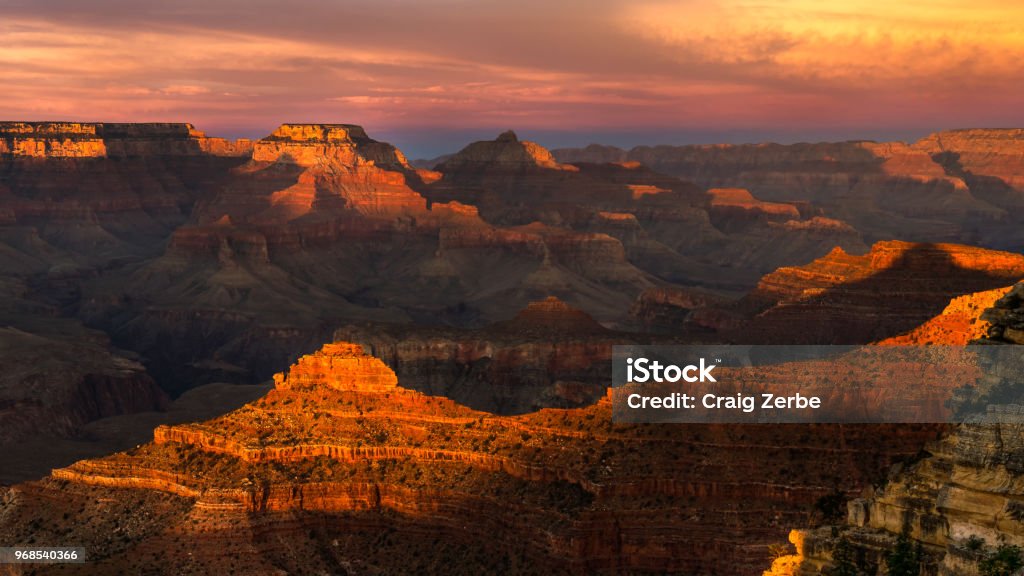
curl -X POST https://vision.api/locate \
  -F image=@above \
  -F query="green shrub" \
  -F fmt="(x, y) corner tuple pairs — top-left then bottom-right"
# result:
(980, 544), (1024, 576)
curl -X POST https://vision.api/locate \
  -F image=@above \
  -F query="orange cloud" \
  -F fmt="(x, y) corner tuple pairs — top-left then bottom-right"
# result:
(0, 0), (1021, 154)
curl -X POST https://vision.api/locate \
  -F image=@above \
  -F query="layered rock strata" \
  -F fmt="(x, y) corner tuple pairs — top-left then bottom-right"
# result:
(0, 342), (943, 575)
(334, 297), (627, 414)
(766, 282), (1024, 576)
(0, 122), (252, 158)
(554, 134), (1021, 248)
(730, 241), (1024, 343)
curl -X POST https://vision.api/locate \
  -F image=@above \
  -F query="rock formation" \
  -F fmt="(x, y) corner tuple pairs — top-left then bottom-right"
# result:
(334, 297), (626, 414)
(764, 282), (1024, 576)
(0, 342), (943, 575)
(0, 326), (167, 445)
(916, 129), (1024, 199)
(877, 286), (1011, 345)
(0, 122), (252, 158)
(553, 138), (1015, 248)
(728, 241), (1024, 343)
(978, 283), (1024, 344)
(6, 123), (1024, 575)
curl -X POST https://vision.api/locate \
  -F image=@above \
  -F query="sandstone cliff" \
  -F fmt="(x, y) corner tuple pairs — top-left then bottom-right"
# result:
(553, 138), (1014, 248)
(915, 129), (1024, 198)
(0, 342), (943, 575)
(0, 122), (252, 158)
(334, 297), (623, 414)
(765, 282), (1024, 576)
(729, 241), (1024, 343)
(877, 286), (1011, 345)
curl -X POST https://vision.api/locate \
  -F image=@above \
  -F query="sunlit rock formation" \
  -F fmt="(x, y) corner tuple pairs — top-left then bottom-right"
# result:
(0, 122), (252, 158)
(768, 282), (1024, 576)
(731, 241), (1024, 343)
(877, 286), (1012, 345)
(0, 342), (942, 575)
(916, 129), (1024, 196)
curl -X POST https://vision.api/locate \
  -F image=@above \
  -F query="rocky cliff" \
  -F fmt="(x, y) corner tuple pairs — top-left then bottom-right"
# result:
(877, 286), (1011, 345)
(553, 137), (1019, 248)
(0, 326), (167, 444)
(333, 297), (625, 414)
(0, 342), (945, 575)
(915, 129), (1024, 204)
(0, 122), (252, 158)
(729, 241), (1024, 343)
(765, 282), (1024, 576)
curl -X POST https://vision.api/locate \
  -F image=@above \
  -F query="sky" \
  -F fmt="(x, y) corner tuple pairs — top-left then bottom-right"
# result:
(2, 0), (1023, 157)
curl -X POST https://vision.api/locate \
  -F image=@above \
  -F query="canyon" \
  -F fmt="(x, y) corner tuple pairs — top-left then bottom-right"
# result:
(553, 130), (1024, 249)
(4, 121), (1024, 574)
(0, 341), (944, 575)
(764, 283), (1024, 576)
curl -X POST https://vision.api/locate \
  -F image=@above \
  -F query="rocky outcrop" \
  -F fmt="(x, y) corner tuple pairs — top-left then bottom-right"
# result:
(767, 281), (1024, 576)
(0, 342), (945, 575)
(206, 123), (428, 222)
(434, 134), (867, 290)
(978, 283), (1024, 344)
(429, 131), (640, 226)
(707, 187), (802, 228)
(252, 123), (410, 169)
(436, 130), (569, 171)
(781, 415), (1024, 576)
(333, 298), (620, 414)
(0, 122), (252, 158)
(732, 241), (1024, 343)
(629, 286), (738, 333)
(915, 129), (1024, 194)
(0, 326), (168, 445)
(878, 286), (1011, 345)
(273, 342), (399, 393)
(551, 143), (628, 164)
(553, 139), (1013, 247)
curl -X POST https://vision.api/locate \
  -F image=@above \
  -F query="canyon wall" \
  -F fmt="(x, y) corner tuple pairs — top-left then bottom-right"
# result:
(0, 341), (945, 575)
(766, 283), (1024, 576)
(554, 132), (1024, 249)
(728, 241), (1024, 343)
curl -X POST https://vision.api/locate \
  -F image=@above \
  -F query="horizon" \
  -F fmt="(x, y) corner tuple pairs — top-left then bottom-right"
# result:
(4, 0), (1024, 158)
(3, 119), (1015, 159)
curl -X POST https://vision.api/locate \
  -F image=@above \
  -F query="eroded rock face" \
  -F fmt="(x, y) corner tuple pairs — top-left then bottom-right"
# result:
(334, 298), (622, 414)
(877, 286), (1011, 345)
(979, 283), (1024, 344)
(252, 123), (411, 169)
(434, 133), (866, 289)
(0, 342), (942, 576)
(553, 138), (1018, 248)
(0, 122), (252, 158)
(729, 241), (1024, 343)
(436, 129), (567, 171)
(0, 327), (167, 445)
(916, 129), (1024, 195)
(768, 282), (1024, 576)
(0, 123), (255, 478)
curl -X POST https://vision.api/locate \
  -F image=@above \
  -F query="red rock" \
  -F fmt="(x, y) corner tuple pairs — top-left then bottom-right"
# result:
(915, 129), (1024, 193)
(0, 341), (943, 576)
(877, 286), (1011, 345)
(731, 241), (1024, 343)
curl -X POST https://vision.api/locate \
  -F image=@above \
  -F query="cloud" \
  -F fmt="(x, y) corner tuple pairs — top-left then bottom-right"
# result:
(0, 0), (1021, 154)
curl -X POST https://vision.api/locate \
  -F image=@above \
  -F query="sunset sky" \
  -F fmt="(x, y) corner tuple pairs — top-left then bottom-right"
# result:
(2, 0), (1023, 157)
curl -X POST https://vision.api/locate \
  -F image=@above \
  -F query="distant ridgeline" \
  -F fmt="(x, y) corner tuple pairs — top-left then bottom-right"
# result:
(0, 121), (253, 158)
